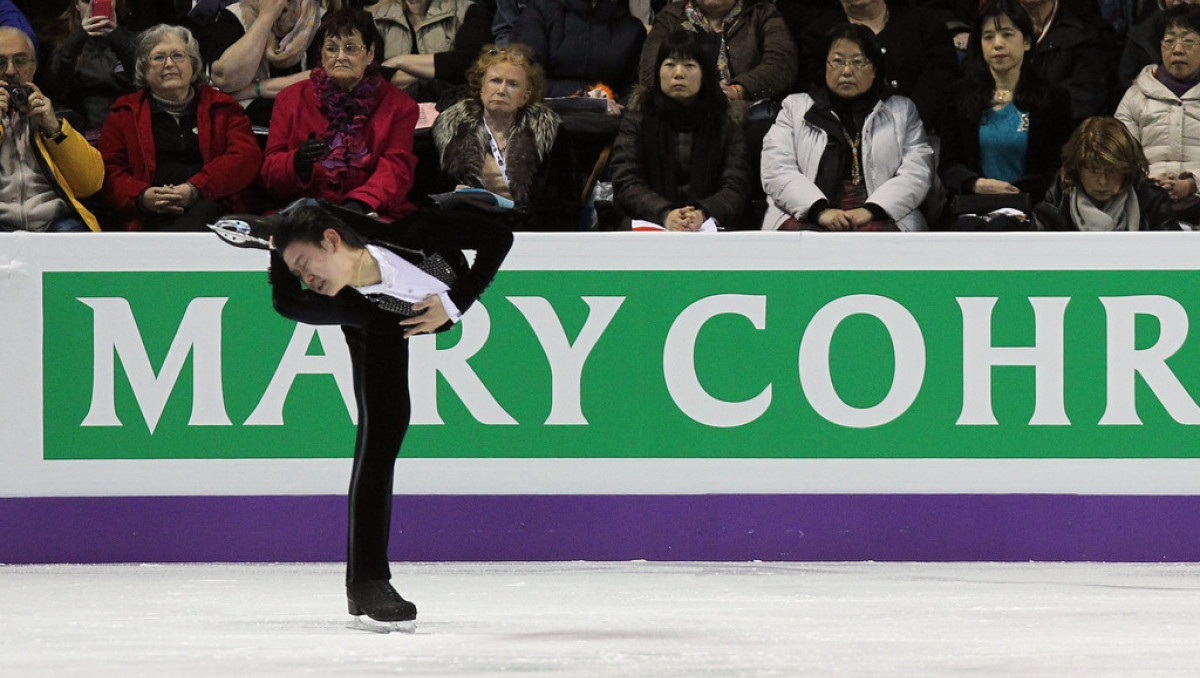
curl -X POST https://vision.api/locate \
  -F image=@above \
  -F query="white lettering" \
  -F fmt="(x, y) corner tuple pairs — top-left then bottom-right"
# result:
(799, 294), (926, 428)
(508, 296), (624, 425)
(1100, 295), (1200, 424)
(409, 303), (517, 425)
(664, 294), (771, 427)
(80, 297), (231, 434)
(958, 297), (1070, 425)
(245, 325), (355, 425)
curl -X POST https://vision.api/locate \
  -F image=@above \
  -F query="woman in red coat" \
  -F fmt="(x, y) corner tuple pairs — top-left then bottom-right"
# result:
(99, 24), (262, 232)
(259, 7), (419, 221)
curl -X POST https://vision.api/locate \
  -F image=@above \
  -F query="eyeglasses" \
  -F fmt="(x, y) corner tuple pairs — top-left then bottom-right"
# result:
(149, 51), (188, 66)
(1080, 166), (1124, 179)
(827, 57), (872, 71)
(0, 54), (34, 71)
(1162, 37), (1200, 51)
(323, 43), (366, 56)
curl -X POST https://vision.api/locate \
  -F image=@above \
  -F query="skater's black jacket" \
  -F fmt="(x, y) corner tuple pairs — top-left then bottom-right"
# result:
(268, 206), (513, 334)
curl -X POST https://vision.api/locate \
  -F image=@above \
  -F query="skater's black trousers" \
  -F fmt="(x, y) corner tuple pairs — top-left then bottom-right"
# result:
(343, 324), (410, 587)
(266, 207), (514, 589)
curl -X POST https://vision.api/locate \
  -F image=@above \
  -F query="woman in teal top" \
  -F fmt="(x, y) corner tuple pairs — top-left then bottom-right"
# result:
(938, 0), (1073, 229)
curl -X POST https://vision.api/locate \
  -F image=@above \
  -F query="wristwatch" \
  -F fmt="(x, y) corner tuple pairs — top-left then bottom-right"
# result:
(40, 119), (67, 144)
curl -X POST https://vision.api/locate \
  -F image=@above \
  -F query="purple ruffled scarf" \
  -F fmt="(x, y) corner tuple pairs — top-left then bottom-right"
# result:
(311, 65), (385, 195)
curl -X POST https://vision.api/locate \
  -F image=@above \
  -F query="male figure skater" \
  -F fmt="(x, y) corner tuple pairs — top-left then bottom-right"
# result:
(215, 201), (512, 631)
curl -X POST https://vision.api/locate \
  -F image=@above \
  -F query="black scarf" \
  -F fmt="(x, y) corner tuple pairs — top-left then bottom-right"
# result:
(640, 96), (723, 206)
(807, 87), (883, 201)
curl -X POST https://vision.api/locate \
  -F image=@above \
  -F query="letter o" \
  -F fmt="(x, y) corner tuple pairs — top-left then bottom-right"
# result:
(798, 295), (925, 428)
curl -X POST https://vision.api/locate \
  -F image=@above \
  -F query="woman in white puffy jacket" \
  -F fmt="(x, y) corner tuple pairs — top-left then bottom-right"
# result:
(1115, 4), (1200, 223)
(760, 23), (933, 231)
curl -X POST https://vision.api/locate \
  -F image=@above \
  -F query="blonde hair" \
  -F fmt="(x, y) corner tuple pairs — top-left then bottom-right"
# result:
(465, 44), (545, 105)
(1060, 116), (1148, 191)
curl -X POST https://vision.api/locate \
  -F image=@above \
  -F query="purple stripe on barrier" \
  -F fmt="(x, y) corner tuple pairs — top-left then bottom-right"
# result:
(2, 494), (1199, 564)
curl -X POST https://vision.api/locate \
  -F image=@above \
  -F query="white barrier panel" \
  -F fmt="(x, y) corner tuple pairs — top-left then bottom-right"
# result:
(6, 231), (1200, 498)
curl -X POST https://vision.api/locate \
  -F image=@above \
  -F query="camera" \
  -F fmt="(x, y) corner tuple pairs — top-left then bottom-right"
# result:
(4, 84), (32, 110)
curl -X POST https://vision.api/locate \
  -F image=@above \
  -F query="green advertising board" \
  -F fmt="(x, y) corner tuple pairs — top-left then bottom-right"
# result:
(41, 266), (1200, 462)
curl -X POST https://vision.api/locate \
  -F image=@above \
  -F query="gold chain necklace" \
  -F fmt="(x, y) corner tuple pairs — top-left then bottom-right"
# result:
(842, 125), (863, 185)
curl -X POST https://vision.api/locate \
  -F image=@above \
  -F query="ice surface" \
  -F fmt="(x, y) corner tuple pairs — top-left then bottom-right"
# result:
(3, 561), (1200, 677)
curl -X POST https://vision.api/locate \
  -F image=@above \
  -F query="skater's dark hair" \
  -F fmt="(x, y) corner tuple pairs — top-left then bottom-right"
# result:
(271, 203), (368, 253)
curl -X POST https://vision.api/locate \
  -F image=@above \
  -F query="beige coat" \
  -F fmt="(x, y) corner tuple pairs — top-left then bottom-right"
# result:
(369, 0), (473, 61)
(1116, 65), (1200, 180)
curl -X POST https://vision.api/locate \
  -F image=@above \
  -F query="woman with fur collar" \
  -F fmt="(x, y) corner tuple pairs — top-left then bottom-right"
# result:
(433, 44), (578, 230)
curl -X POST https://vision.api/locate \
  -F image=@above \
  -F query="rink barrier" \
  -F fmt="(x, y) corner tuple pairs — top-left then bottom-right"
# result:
(6, 231), (1200, 562)
(4, 494), (1200, 563)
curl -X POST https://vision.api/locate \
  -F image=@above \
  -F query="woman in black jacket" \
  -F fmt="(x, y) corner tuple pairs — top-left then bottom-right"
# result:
(1033, 116), (1180, 231)
(938, 0), (1074, 229)
(611, 30), (749, 230)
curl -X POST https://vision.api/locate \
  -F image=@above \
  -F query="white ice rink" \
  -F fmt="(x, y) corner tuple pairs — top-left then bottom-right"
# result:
(4, 561), (1200, 677)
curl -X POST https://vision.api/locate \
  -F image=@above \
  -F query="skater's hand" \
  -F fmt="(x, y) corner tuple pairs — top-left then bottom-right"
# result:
(399, 294), (450, 337)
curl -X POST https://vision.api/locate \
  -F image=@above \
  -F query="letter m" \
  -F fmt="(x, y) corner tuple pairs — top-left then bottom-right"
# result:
(79, 297), (232, 434)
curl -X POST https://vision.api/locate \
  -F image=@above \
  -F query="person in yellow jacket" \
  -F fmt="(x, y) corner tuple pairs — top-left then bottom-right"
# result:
(0, 26), (104, 232)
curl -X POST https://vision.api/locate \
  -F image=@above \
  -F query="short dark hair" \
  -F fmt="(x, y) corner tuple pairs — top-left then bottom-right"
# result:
(648, 30), (726, 113)
(1160, 4), (1200, 45)
(270, 203), (367, 254)
(314, 7), (382, 60)
(822, 23), (887, 86)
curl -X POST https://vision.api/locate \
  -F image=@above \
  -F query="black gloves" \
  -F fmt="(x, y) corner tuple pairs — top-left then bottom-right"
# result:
(293, 132), (328, 181)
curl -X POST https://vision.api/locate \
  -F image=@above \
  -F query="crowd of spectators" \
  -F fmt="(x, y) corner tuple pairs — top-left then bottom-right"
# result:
(1, 0), (1199, 233)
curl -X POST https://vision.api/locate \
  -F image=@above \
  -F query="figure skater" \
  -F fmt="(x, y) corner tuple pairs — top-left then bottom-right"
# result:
(213, 200), (512, 630)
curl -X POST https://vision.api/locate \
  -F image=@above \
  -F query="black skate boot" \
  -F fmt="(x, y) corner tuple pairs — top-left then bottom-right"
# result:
(346, 580), (418, 634)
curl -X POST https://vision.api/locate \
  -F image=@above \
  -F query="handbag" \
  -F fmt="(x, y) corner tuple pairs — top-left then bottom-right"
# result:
(949, 192), (1033, 216)
(746, 99), (782, 124)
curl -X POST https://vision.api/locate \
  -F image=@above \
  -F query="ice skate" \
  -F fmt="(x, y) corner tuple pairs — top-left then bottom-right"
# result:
(207, 214), (275, 250)
(346, 580), (417, 634)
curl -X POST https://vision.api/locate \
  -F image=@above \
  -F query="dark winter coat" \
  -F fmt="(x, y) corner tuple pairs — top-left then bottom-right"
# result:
(1030, 10), (1112, 122)
(611, 91), (750, 229)
(1033, 178), (1182, 231)
(938, 84), (1074, 204)
(638, 0), (798, 102)
(512, 0), (646, 98)
(791, 4), (959, 133)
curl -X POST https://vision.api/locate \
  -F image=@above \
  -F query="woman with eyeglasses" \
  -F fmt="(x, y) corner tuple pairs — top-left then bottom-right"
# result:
(433, 43), (579, 230)
(760, 23), (933, 231)
(1032, 116), (1180, 231)
(98, 24), (262, 231)
(260, 7), (420, 221)
(1116, 4), (1200, 225)
(937, 0), (1072, 230)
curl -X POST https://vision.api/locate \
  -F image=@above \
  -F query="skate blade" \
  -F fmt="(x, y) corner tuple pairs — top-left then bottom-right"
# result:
(347, 616), (416, 634)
